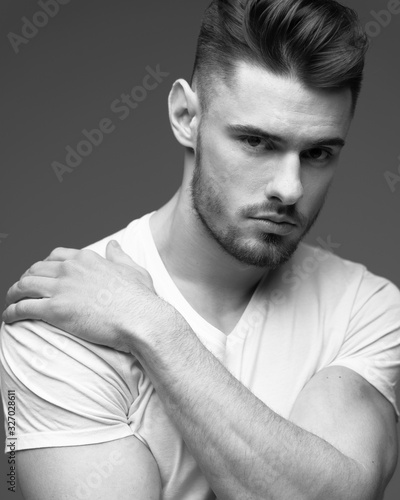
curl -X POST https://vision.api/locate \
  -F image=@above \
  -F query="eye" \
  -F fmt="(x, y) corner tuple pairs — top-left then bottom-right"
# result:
(302, 148), (332, 162)
(239, 136), (274, 151)
(246, 136), (262, 148)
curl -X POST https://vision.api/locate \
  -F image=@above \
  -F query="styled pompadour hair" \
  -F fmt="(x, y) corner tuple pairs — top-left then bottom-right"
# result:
(191, 0), (369, 114)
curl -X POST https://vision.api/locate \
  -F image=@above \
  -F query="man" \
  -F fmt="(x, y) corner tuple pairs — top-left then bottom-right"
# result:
(1, 0), (400, 498)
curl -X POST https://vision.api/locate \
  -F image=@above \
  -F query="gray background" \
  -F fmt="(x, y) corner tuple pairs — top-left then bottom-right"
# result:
(0, 0), (399, 498)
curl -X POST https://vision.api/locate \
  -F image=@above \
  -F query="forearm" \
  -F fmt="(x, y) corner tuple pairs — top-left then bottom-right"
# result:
(131, 306), (368, 500)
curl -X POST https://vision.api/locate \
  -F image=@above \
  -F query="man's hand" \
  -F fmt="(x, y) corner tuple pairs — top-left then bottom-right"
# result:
(2, 240), (169, 353)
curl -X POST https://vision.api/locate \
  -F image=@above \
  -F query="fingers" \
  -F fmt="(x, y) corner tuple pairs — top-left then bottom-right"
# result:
(106, 241), (141, 268)
(2, 298), (50, 324)
(5, 277), (55, 307)
(44, 247), (81, 262)
(20, 261), (61, 280)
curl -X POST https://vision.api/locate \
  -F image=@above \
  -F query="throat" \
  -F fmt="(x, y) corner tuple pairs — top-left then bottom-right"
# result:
(149, 202), (266, 334)
(173, 277), (260, 335)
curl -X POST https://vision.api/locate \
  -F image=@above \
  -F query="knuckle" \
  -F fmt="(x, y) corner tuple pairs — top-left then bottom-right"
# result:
(59, 262), (68, 275)
(77, 249), (97, 262)
(60, 260), (77, 274)
(49, 247), (72, 261)
(17, 277), (28, 292)
(29, 261), (42, 274)
(15, 301), (26, 316)
(51, 297), (67, 317)
(50, 247), (63, 258)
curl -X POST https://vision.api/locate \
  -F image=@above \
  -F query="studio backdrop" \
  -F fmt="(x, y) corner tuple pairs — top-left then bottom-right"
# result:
(1, 0), (399, 498)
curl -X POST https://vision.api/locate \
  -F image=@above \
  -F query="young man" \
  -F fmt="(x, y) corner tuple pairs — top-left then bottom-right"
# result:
(1, 0), (400, 499)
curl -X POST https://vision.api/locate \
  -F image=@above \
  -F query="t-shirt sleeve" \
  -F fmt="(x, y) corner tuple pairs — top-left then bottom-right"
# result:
(0, 319), (140, 452)
(327, 268), (400, 421)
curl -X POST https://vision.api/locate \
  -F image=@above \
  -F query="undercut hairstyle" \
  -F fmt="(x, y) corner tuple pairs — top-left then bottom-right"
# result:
(191, 0), (369, 115)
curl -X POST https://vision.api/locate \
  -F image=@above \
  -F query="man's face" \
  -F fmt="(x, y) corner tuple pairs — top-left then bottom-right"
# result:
(190, 61), (352, 269)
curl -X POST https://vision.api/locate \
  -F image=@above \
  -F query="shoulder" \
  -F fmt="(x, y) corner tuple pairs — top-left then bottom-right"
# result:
(272, 242), (400, 324)
(292, 241), (365, 281)
(0, 319), (121, 378)
(82, 211), (155, 259)
(292, 242), (400, 301)
(0, 212), (156, 374)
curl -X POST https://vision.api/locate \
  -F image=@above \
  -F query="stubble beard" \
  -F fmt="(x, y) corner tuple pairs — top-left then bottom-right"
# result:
(189, 131), (324, 270)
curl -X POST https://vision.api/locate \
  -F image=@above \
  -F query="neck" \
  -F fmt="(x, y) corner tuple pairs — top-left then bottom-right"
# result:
(149, 188), (269, 306)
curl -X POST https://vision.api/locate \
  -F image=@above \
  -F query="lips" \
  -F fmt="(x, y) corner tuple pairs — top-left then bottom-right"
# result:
(250, 218), (296, 236)
(253, 215), (296, 225)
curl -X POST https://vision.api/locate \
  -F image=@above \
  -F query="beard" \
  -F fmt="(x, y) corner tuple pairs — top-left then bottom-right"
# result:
(189, 128), (325, 270)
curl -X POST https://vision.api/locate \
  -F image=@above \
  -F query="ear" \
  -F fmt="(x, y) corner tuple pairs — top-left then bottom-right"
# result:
(168, 79), (200, 149)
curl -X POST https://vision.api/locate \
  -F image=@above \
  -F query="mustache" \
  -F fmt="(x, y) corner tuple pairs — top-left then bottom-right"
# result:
(244, 204), (308, 226)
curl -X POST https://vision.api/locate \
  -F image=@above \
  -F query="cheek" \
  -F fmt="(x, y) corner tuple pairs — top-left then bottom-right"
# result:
(202, 136), (246, 190)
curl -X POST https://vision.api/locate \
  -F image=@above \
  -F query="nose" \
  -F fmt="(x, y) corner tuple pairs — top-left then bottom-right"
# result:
(264, 153), (303, 205)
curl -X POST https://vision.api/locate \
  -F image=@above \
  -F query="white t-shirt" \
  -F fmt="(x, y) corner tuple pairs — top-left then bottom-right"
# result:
(1, 211), (400, 500)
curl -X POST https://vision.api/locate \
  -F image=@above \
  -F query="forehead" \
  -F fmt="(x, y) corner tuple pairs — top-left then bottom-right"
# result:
(206, 61), (353, 146)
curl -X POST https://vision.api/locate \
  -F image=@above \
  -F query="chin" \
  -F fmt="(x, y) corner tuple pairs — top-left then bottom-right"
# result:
(229, 233), (302, 269)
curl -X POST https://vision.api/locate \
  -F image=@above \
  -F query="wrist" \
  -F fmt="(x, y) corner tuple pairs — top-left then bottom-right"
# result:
(121, 295), (187, 357)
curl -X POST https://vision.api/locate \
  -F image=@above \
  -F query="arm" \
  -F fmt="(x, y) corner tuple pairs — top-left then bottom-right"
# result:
(132, 310), (398, 500)
(18, 437), (161, 500)
(0, 319), (162, 500)
(4, 243), (398, 499)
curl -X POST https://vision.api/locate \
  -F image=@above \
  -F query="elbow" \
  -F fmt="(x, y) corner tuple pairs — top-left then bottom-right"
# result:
(315, 462), (383, 500)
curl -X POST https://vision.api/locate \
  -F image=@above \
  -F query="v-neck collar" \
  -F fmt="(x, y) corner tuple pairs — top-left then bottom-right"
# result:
(141, 211), (268, 347)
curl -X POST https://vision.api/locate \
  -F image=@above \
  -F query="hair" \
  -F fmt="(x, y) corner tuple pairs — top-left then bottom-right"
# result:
(190, 0), (369, 115)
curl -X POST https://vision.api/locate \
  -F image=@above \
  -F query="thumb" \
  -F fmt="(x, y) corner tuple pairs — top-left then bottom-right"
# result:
(106, 240), (136, 266)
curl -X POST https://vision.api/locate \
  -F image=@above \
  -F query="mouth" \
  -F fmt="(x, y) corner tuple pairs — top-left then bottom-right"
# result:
(250, 217), (296, 236)
(253, 214), (297, 225)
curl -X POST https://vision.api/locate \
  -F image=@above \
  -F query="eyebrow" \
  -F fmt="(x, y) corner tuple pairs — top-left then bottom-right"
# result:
(227, 124), (346, 149)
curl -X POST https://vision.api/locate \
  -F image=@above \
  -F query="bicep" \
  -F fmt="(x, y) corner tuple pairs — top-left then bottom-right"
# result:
(288, 365), (398, 497)
(0, 320), (161, 495)
(17, 436), (161, 500)
(0, 320), (137, 447)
